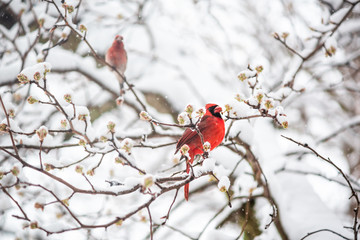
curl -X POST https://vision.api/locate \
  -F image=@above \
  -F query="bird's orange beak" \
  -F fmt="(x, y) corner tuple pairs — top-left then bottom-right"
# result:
(214, 106), (222, 114)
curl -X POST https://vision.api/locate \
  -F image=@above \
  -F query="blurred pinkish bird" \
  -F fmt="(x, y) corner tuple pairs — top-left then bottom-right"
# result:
(106, 35), (127, 74)
(105, 35), (127, 98)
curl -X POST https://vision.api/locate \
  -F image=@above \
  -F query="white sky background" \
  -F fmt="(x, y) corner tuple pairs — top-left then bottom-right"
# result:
(0, 0), (359, 239)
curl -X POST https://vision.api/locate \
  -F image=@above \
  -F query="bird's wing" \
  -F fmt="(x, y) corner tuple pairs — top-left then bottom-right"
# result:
(175, 116), (210, 153)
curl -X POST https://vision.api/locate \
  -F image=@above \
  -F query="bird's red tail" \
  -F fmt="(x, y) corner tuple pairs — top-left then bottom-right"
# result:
(184, 162), (190, 201)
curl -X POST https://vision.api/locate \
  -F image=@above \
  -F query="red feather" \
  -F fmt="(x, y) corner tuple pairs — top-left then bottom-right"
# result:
(175, 103), (225, 201)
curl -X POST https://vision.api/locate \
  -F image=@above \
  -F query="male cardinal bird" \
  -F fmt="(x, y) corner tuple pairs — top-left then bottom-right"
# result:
(105, 35), (127, 96)
(175, 103), (225, 201)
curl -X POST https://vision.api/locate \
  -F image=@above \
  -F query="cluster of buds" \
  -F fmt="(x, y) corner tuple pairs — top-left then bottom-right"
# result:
(43, 66), (51, 80)
(11, 166), (20, 176)
(180, 144), (190, 159)
(100, 136), (108, 142)
(33, 72), (41, 81)
(116, 96), (124, 106)
(325, 45), (336, 57)
(75, 165), (83, 174)
(121, 138), (134, 154)
(273, 32), (289, 40)
(36, 126), (48, 142)
(282, 120), (288, 129)
(17, 62), (52, 84)
(203, 141), (211, 152)
(238, 72), (247, 81)
(60, 119), (67, 128)
(34, 202), (44, 211)
(142, 175), (154, 190)
(64, 94), (72, 103)
(78, 114), (88, 121)
(0, 123), (7, 133)
(227, 103), (241, 117)
(256, 91), (264, 104)
(185, 104), (193, 117)
(234, 64), (290, 128)
(139, 111), (152, 121)
(62, 3), (74, 13)
(196, 107), (205, 118)
(0, 123), (8, 133)
(264, 99), (274, 110)
(233, 92), (287, 128)
(234, 93), (244, 102)
(79, 24), (87, 33)
(78, 138), (86, 146)
(177, 112), (189, 125)
(281, 32), (289, 39)
(224, 104), (232, 114)
(237, 66), (262, 88)
(107, 121), (116, 133)
(17, 73), (29, 84)
(86, 169), (95, 176)
(43, 65), (51, 77)
(45, 163), (55, 171)
(8, 109), (15, 118)
(30, 221), (38, 229)
(255, 65), (263, 73)
(27, 96), (38, 104)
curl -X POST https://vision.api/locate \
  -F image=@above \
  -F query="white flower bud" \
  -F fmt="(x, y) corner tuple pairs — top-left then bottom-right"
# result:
(121, 138), (134, 154)
(185, 104), (194, 117)
(142, 175), (154, 189)
(177, 112), (189, 125)
(180, 144), (190, 159)
(36, 126), (48, 142)
(203, 141), (211, 152)
(139, 111), (152, 121)
(218, 176), (230, 192)
(196, 107), (205, 118)
(107, 121), (116, 133)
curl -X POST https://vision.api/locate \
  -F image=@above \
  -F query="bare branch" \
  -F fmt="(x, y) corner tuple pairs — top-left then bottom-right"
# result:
(282, 135), (359, 240)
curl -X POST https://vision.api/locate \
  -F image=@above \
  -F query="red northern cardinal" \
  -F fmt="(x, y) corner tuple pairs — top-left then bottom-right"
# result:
(106, 35), (127, 97)
(175, 103), (225, 201)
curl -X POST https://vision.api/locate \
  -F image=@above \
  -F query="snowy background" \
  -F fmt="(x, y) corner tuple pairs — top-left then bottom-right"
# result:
(1, 0), (360, 239)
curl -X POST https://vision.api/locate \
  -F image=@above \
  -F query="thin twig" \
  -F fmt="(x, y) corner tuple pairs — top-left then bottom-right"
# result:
(300, 228), (351, 240)
(147, 206), (153, 240)
(0, 95), (20, 157)
(282, 135), (359, 240)
(161, 189), (179, 225)
(1, 185), (29, 221)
